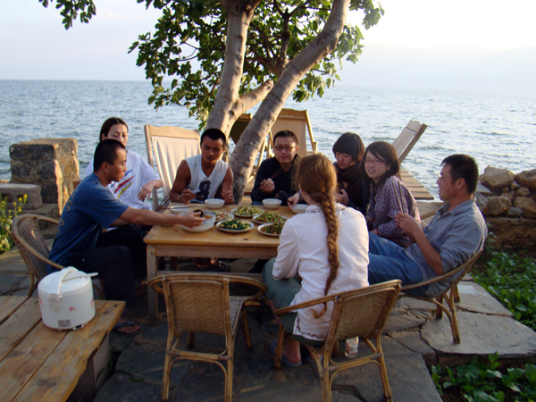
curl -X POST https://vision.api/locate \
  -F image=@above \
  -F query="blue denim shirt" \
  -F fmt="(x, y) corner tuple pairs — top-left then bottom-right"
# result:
(404, 199), (487, 296)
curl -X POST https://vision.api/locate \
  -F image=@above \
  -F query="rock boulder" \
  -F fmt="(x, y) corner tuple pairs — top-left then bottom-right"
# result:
(479, 167), (515, 191)
(515, 169), (536, 191)
(514, 197), (536, 219)
(486, 196), (512, 216)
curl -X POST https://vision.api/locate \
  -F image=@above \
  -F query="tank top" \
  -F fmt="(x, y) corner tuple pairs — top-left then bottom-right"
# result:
(186, 154), (229, 201)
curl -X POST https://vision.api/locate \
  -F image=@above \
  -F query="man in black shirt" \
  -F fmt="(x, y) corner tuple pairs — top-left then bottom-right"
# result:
(251, 130), (300, 206)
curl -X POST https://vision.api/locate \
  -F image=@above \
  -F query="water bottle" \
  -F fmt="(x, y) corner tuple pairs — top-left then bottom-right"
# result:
(345, 337), (359, 358)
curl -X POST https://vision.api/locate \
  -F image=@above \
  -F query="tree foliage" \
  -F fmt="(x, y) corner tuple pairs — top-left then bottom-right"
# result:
(39, 0), (383, 125)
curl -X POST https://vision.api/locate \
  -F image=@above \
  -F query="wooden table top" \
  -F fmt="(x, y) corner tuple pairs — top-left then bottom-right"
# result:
(144, 203), (290, 250)
(0, 296), (124, 402)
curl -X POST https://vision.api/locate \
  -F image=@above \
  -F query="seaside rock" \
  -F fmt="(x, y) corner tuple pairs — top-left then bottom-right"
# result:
(500, 186), (510, 193)
(485, 196), (511, 217)
(474, 192), (488, 214)
(9, 138), (79, 211)
(514, 197), (536, 219)
(0, 183), (42, 209)
(502, 192), (514, 201)
(517, 187), (531, 197)
(507, 207), (524, 217)
(486, 217), (536, 248)
(515, 169), (536, 191)
(479, 167), (515, 191)
(511, 182), (521, 191)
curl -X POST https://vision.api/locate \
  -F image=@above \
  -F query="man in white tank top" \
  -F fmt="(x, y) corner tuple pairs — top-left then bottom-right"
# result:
(170, 128), (234, 204)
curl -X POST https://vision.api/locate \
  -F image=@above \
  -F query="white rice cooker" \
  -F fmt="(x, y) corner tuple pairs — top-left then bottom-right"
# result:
(38, 267), (97, 330)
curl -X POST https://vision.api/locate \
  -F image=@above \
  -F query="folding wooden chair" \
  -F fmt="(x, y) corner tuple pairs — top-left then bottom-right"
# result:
(392, 119), (427, 164)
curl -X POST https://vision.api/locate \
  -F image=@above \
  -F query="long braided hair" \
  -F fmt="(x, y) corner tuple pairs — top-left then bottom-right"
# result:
(297, 154), (339, 318)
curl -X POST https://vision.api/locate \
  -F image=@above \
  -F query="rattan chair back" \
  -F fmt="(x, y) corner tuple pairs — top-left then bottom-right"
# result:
(273, 280), (402, 402)
(149, 273), (267, 402)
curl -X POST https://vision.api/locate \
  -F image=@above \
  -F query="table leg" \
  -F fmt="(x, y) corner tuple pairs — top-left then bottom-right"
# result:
(147, 245), (158, 326)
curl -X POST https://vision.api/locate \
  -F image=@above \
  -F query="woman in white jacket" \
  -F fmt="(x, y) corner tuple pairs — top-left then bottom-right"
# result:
(263, 154), (369, 366)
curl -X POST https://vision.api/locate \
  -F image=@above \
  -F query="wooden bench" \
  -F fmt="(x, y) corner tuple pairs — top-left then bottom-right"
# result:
(0, 296), (124, 402)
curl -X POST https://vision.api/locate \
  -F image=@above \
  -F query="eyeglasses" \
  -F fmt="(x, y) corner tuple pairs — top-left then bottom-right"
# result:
(274, 146), (295, 152)
(364, 158), (385, 166)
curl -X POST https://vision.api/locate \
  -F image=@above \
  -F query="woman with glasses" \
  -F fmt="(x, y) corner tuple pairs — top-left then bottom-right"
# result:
(364, 141), (420, 247)
(251, 130), (301, 206)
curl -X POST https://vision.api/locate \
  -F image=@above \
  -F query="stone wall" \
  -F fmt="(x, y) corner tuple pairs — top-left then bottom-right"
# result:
(478, 167), (536, 248)
(9, 138), (79, 212)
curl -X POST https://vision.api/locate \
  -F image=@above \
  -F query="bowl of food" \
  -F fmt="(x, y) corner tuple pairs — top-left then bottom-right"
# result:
(180, 210), (215, 233)
(252, 212), (288, 225)
(216, 219), (254, 233)
(169, 206), (191, 215)
(290, 204), (308, 214)
(262, 198), (282, 210)
(258, 223), (284, 237)
(205, 198), (225, 209)
(212, 210), (234, 223)
(231, 205), (265, 218)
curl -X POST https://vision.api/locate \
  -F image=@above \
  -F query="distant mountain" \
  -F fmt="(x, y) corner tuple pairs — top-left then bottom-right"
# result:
(339, 45), (536, 97)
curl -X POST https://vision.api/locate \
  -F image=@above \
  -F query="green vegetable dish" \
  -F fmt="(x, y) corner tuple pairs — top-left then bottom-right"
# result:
(255, 212), (287, 224)
(262, 223), (284, 235)
(233, 205), (264, 216)
(219, 219), (251, 231)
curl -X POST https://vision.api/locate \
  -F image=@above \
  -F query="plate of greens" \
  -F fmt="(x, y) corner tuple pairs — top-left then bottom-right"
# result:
(216, 219), (254, 233)
(258, 223), (284, 237)
(231, 205), (265, 218)
(252, 212), (288, 225)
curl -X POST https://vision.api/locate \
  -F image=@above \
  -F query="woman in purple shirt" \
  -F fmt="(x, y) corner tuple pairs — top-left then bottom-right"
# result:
(364, 141), (420, 247)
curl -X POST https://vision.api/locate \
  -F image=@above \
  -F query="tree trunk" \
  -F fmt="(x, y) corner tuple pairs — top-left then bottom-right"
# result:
(206, 0), (262, 134)
(229, 0), (351, 202)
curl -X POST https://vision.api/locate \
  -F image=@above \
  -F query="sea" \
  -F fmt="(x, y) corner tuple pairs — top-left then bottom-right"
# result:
(1, 80), (534, 200)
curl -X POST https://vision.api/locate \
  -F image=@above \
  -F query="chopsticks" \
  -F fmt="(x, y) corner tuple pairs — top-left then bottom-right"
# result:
(270, 167), (285, 180)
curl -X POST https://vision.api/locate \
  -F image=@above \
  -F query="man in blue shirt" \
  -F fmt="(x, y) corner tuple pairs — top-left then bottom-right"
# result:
(49, 140), (203, 335)
(367, 154), (487, 296)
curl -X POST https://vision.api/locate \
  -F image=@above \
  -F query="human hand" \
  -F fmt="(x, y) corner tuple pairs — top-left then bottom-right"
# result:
(179, 211), (204, 228)
(335, 189), (349, 205)
(138, 183), (154, 201)
(260, 178), (275, 193)
(179, 189), (196, 204)
(395, 212), (422, 236)
(221, 189), (234, 204)
(287, 192), (300, 207)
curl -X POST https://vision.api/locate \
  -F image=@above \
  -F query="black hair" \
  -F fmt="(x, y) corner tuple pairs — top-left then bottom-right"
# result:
(273, 130), (299, 145)
(442, 154), (479, 194)
(93, 139), (126, 172)
(99, 117), (128, 142)
(364, 141), (401, 184)
(332, 132), (365, 163)
(200, 128), (227, 147)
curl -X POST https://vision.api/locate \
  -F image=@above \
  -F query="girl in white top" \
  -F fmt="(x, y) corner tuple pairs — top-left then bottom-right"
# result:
(263, 154), (369, 366)
(85, 117), (163, 210)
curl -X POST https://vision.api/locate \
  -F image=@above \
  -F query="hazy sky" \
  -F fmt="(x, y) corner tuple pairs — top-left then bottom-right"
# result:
(1, 0), (535, 96)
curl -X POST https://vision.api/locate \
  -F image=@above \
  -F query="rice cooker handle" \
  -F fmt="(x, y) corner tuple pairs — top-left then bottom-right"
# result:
(50, 267), (80, 299)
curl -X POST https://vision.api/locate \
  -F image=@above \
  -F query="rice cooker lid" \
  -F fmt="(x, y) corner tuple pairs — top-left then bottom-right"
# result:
(39, 267), (94, 295)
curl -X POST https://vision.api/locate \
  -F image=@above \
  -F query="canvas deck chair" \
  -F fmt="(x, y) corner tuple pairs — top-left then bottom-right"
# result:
(145, 125), (200, 210)
(392, 119), (427, 164)
(271, 108), (317, 157)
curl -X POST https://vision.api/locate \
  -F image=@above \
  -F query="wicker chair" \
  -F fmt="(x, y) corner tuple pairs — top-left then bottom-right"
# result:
(148, 273), (267, 402)
(273, 280), (402, 402)
(10, 214), (104, 298)
(399, 250), (483, 344)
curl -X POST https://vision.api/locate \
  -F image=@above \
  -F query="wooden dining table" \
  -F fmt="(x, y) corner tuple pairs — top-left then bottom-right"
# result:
(144, 203), (292, 324)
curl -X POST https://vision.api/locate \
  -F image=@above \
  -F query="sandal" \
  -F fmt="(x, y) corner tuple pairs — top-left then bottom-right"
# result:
(112, 320), (144, 337)
(270, 340), (302, 368)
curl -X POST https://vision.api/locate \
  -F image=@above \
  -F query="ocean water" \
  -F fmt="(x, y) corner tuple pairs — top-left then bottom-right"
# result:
(1, 80), (534, 199)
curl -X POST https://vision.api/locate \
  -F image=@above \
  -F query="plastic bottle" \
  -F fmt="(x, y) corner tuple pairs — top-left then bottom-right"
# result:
(345, 336), (359, 358)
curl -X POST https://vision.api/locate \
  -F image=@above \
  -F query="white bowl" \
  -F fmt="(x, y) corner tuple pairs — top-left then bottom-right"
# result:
(180, 211), (215, 232)
(262, 198), (282, 210)
(170, 206), (191, 215)
(205, 198), (225, 209)
(290, 204), (308, 214)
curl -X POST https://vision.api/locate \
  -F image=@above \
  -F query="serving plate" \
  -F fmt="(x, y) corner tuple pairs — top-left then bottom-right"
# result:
(180, 212), (215, 233)
(252, 213), (288, 225)
(231, 206), (265, 218)
(258, 223), (281, 237)
(212, 210), (235, 223)
(216, 220), (254, 234)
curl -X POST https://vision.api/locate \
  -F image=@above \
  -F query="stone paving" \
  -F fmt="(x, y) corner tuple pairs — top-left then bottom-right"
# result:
(2, 248), (536, 402)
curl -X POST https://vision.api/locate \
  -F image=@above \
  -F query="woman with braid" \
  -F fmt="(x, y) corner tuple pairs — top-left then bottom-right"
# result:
(263, 154), (369, 367)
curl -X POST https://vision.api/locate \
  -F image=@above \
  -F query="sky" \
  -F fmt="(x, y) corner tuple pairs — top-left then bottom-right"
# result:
(1, 0), (535, 96)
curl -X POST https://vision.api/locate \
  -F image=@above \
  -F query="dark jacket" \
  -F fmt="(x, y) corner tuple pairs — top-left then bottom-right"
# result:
(251, 156), (299, 205)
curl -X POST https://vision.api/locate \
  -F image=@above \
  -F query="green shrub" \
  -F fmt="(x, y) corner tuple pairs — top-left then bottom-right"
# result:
(432, 354), (536, 401)
(472, 249), (536, 330)
(0, 195), (27, 252)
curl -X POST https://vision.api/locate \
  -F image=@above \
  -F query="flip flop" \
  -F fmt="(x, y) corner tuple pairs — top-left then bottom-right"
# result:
(270, 340), (302, 368)
(112, 320), (144, 337)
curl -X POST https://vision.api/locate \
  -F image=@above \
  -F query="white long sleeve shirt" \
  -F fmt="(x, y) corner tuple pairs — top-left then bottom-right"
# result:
(272, 204), (369, 341)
